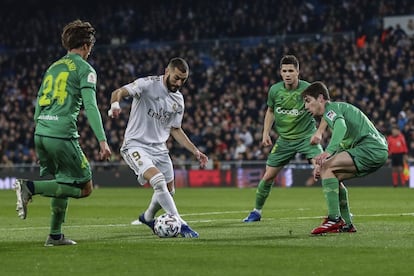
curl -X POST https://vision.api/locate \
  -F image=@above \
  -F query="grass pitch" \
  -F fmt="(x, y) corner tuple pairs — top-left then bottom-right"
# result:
(0, 186), (413, 275)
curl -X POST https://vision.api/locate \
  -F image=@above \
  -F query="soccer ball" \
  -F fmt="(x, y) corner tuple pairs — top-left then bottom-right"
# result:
(154, 213), (182, 238)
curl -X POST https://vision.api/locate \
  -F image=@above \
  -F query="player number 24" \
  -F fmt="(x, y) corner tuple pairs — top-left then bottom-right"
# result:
(38, 72), (69, 106)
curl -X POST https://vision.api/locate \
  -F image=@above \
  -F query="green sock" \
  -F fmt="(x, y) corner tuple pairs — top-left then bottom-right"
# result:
(50, 198), (68, 235)
(34, 180), (82, 198)
(322, 178), (340, 219)
(339, 183), (352, 225)
(255, 179), (273, 210)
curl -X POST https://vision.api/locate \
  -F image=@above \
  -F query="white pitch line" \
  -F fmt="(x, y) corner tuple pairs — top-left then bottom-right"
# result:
(181, 210), (252, 216)
(1, 211), (413, 232)
(295, 212), (414, 220)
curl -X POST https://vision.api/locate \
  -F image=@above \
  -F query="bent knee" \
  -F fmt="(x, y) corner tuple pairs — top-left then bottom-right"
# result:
(149, 173), (168, 192)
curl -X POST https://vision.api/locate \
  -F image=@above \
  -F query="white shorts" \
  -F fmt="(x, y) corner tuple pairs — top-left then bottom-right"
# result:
(121, 145), (174, 185)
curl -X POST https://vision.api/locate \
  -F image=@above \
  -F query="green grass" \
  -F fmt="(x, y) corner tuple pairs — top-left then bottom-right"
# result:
(1, 187), (414, 275)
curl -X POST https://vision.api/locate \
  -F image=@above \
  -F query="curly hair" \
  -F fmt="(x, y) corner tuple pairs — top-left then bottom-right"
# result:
(61, 19), (96, 50)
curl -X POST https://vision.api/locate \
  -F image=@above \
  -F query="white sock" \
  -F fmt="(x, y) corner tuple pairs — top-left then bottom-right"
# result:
(156, 191), (182, 220)
(144, 193), (162, 221)
(150, 173), (185, 223)
(144, 190), (177, 221)
(254, 208), (262, 214)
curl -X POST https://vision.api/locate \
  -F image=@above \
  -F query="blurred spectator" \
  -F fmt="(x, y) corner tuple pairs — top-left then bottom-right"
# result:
(1, 0), (414, 166)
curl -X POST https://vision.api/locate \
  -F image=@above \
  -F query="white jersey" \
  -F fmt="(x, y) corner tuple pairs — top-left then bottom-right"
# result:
(121, 75), (184, 152)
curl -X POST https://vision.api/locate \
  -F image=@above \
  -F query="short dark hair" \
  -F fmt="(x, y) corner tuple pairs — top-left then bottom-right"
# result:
(168, 57), (189, 74)
(301, 81), (331, 100)
(280, 55), (299, 70)
(61, 19), (96, 50)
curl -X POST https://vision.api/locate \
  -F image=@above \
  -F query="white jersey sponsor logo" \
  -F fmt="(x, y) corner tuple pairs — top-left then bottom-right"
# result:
(275, 107), (304, 116)
(121, 75), (185, 148)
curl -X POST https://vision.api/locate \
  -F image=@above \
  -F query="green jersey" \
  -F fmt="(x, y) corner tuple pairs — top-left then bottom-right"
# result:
(323, 102), (387, 153)
(34, 53), (105, 141)
(267, 80), (316, 140)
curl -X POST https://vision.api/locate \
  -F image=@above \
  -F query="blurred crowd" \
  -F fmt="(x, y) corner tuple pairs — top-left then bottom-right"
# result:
(1, 0), (414, 167)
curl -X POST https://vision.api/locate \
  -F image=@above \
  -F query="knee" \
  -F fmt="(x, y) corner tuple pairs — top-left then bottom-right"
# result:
(320, 164), (333, 176)
(262, 170), (278, 182)
(81, 181), (93, 198)
(150, 173), (168, 192)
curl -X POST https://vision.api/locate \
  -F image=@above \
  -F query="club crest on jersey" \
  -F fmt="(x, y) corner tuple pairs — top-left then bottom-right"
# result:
(172, 103), (183, 114)
(326, 110), (337, 121)
(87, 72), (97, 84)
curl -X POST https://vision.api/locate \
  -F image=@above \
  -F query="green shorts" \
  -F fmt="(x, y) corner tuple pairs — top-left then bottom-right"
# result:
(35, 135), (92, 187)
(267, 137), (323, 167)
(345, 137), (388, 177)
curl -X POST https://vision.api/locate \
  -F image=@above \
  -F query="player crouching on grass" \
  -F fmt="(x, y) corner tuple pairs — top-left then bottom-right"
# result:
(302, 81), (388, 235)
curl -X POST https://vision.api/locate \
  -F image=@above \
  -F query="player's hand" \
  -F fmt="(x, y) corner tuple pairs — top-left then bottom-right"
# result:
(313, 164), (321, 181)
(262, 134), (272, 147)
(108, 101), (121, 118)
(310, 132), (322, 145)
(314, 152), (331, 166)
(99, 141), (112, 160)
(195, 150), (208, 168)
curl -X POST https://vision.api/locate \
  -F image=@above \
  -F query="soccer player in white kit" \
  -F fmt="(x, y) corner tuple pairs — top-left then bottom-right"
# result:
(108, 57), (208, 238)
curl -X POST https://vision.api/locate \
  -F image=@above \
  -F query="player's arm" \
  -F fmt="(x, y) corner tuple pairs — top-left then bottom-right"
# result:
(108, 87), (129, 118)
(262, 107), (275, 147)
(34, 95), (41, 124)
(34, 82), (45, 124)
(82, 88), (111, 160)
(325, 118), (347, 155)
(170, 127), (208, 168)
(314, 118), (347, 166)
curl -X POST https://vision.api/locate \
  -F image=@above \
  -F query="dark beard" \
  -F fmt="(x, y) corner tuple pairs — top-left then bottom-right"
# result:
(166, 75), (179, 92)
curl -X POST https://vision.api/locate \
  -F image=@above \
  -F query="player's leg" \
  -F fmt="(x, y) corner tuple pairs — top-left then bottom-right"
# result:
(311, 152), (356, 234)
(144, 167), (198, 237)
(44, 197), (76, 246)
(132, 179), (175, 225)
(313, 141), (388, 234)
(256, 166), (282, 209)
(15, 137), (91, 220)
(244, 138), (296, 222)
(155, 154), (198, 237)
(142, 156), (176, 223)
(120, 147), (162, 229)
(143, 167), (180, 217)
(22, 137), (90, 198)
(122, 147), (198, 237)
(242, 166), (282, 222)
(338, 182), (356, 232)
(141, 193), (162, 223)
(136, 167), (176, 232)
(140, 152), (177, 222)
(339, 143), (388, 232)
(322, 152), (357, 209)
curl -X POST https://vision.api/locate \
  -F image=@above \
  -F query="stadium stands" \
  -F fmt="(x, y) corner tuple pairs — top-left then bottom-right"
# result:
(1, 0), (414, 166)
